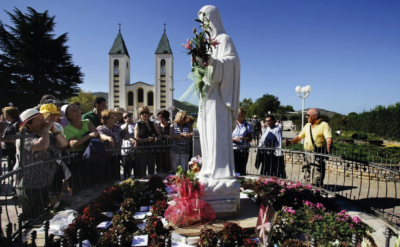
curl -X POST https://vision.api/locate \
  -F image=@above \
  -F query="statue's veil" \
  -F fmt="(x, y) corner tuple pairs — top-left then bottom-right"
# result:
(178, 5), (226, 106)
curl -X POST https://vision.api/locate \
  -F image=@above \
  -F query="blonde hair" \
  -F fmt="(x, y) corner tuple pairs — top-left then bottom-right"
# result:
(101, 110), (115, 124)
(238, 108), (247, 117)
(174, 111), (188, 124)
(138, 106), (150, 116)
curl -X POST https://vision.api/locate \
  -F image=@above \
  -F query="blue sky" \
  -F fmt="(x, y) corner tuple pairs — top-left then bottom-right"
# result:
(1, 0), (399, 114)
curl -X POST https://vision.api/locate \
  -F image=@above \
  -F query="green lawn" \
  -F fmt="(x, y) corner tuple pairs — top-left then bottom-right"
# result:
(283, 141), (400, 163)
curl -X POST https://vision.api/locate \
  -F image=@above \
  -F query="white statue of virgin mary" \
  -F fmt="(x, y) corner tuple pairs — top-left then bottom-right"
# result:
(196, 5), (241, 179)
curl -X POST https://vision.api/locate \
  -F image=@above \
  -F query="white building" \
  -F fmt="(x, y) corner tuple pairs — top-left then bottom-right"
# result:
(108, 27), (174, 118)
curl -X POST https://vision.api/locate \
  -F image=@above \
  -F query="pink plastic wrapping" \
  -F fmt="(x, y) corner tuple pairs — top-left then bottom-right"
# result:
(164, 176), (215, 227)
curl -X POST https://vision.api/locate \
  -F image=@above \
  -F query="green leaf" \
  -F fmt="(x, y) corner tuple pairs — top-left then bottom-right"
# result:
(194, 19), (203, 24)
(175, 166), (183, 175)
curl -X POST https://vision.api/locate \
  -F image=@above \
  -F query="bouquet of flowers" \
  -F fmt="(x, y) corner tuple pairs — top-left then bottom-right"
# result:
(181, 13), (220, 100)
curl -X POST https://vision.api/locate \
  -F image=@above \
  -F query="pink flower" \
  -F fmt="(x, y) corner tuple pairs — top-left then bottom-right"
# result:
(203, 61), (209, 66)
(280, 189), (286, 194)
(352, 216), (362, 224)
(349, 223), (354, 228)
(306, 184), (312, 189)
(181, 39), (192, 50)
(209, 38), (220, 48)
(191, 57), (193, 61)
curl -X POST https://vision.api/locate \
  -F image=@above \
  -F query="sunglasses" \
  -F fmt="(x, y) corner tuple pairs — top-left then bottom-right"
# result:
(124, 114), (132, 119)
(140, 112), (149, 115)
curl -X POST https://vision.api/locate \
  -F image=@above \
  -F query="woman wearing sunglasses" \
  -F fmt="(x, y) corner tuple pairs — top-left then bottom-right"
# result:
(134, 106), (162, 177)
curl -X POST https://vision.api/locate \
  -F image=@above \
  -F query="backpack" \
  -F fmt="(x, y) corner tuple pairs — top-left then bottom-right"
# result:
(83, 138), (107, 165)
(251, 120), (261, 131)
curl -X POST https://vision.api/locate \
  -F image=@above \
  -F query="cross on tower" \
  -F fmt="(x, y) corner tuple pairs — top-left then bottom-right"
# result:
(163, 23), (166, 32)
(119, 23), (121, 32)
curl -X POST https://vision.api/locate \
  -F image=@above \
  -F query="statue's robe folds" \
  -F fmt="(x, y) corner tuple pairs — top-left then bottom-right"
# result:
(197, 32), (241, 179)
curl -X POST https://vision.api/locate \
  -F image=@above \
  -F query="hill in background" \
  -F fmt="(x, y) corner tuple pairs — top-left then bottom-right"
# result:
(90, 92), (199, 113)
(294, 108), (342, 117)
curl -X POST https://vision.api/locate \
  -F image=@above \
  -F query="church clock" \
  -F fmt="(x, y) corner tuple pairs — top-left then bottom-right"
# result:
(160, 68), (166, 74)
(114, 68), (119, 74)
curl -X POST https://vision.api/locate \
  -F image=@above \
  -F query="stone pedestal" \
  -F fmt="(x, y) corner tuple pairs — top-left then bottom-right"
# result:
(198, 177), (240, 218)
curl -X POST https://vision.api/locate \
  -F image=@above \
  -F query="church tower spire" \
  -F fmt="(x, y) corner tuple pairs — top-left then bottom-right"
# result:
(109, 25), (130, 109)
(154, 25), (174, 116)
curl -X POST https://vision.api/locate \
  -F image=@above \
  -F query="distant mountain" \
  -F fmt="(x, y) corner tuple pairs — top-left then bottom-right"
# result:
(86, 92), (199, 113)
(173, 100), (198, 114)
(92, 92), (108, 103)
(294, 108), (342, 118)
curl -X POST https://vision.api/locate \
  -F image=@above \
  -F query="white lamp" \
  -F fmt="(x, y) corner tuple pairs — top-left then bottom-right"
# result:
(295, 86), (302, 93)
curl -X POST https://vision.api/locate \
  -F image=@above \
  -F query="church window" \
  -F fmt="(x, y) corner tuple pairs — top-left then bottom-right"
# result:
(128, 92), (134, 106)
(147, 91), (154, 106)
(138, 88), (144, 103)
(114, 59), (119, 67)
(161, 59), (165, 67)
(161, 90), (166, 93)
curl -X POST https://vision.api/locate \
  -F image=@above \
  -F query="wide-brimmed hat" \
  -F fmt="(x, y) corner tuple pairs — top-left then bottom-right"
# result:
(40, 104), (59, 115)
(20, 108), (49, 128)
(114, 107), (125, 113)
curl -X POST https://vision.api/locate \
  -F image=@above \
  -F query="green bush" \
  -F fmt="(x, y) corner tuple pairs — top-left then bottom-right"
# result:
(352, 133), (368, 140)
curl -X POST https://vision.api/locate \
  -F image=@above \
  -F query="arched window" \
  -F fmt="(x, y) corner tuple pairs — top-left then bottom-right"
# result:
(128, 91), (133, 106)
(127, 62), (129, 69)
(138, 88), (144, 103)
(114, 59), (119, 67)
(160, 59), (165, 67)
(147, 91), (154, 106)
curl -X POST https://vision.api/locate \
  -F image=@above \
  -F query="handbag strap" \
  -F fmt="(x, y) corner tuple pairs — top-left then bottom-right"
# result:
(309, 125), (318, 151)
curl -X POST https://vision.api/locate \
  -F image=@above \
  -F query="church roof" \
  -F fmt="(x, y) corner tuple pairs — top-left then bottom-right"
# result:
(109, 31), (130, 57)
(129, 81), (154, 87)
(155, 31), (172, 54)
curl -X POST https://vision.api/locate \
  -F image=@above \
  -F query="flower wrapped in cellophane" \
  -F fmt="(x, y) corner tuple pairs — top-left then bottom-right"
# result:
(164, 175), (215, 227)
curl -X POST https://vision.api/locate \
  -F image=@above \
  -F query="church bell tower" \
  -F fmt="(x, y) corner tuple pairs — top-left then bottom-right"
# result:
(109, 24), (130, 109)
(154, 24), (173, 116)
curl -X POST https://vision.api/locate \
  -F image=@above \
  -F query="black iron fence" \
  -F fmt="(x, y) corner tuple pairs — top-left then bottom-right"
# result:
(1, 139), (399, 246)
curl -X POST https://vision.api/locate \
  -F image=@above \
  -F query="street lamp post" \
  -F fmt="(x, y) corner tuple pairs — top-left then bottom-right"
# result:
(295, 85), (312, 130)
(169, 78), (187, 116)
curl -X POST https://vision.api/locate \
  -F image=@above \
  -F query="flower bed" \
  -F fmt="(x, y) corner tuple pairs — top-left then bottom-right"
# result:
(239, 177), (376, 246)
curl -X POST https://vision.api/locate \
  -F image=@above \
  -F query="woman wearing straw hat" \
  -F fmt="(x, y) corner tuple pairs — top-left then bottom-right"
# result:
(15, 108), (68, 218)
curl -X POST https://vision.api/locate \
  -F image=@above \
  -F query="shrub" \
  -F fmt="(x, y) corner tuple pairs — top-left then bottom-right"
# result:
(352, 133), (368, 140)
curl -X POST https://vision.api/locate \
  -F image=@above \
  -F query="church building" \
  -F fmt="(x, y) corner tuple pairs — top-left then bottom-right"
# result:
(108, 26), (174, 118)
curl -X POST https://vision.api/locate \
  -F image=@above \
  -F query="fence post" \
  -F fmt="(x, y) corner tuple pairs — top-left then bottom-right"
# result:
(43, 220), (49, 247)
(310, 236), (316, 247)
(60, 237), (67, 247)
(6, 222), (12, 242)
(30, 230), (37, 247)
(164, 235), (171, 247)
(352, 233), (357, 247)
(118, 234), (125, 247)
(19, 128), (26, 168)
(385, 227), (392, 247)
(77, 229), (83, 247)
(17, 213), (23, 244)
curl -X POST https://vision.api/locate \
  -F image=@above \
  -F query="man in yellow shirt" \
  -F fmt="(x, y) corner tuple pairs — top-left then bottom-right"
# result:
(284, 108), (333, 187)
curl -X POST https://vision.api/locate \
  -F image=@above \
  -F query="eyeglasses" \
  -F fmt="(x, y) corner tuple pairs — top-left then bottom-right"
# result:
(124, 114), (131, 119)
(140, 112), (149, 115)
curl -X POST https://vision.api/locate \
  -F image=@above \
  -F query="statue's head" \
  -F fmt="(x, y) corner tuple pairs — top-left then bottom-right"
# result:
(198, 5), (226, 39)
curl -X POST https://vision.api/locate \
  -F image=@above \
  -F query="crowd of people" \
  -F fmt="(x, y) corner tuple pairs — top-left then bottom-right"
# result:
(232, 108), (333, 188)
(0, 95), (196, 218)
(0, 94), (332, 217)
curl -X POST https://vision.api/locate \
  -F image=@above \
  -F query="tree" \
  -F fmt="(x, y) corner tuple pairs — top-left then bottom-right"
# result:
(239, 98), (253, 113)
(0, 7), (84, 110)
(254, 94), (281, 118)
(68, 90), (95, 114)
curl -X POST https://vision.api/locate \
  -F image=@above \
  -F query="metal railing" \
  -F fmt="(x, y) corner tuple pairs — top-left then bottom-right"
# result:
(1, 138), (400, 245)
